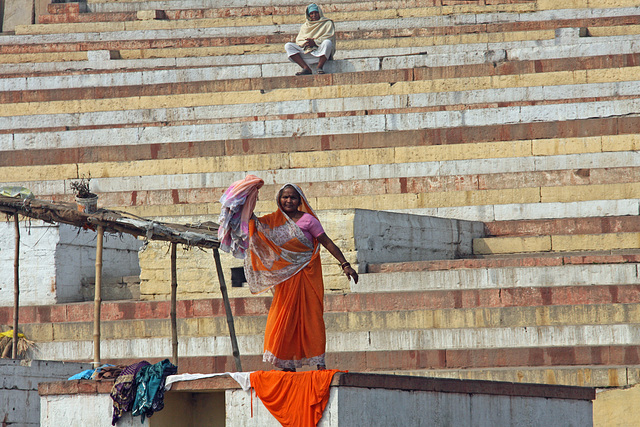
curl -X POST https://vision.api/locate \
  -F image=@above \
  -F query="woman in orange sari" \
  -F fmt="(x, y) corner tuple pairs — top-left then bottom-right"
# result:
(245, 184), (358, 371)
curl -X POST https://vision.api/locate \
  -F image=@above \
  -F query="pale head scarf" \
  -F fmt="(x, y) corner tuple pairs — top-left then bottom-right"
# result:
(295, 4), (336, 55)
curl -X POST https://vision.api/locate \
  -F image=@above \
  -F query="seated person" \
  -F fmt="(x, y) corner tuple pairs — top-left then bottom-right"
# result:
(285, 3), (335, 75)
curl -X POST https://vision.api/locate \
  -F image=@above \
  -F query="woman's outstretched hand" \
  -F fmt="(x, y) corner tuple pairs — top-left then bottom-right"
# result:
(316, 233), (359, 284)
(343, 265), (358, 284)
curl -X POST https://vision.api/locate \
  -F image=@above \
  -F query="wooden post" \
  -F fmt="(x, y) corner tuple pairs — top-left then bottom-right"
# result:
(213, 249), (242, 371)
(93, 225), (104, 368)
(170, 242), (178, 366)
(12, 214), (19, 359)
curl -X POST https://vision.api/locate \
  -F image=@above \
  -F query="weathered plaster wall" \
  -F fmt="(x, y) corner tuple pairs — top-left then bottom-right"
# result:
(40, 393), (146, 427)
(0, 221), (142, 305)
(1, 359), (90, 426)
(225, 386), (592, 427)
(353, 209), (485, 265)
(593, 384), (640, 427)
(2, 0), (33, 32)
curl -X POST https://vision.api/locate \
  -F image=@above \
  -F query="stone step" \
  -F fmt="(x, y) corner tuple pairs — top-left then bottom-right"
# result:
(17, 303), (640, 345)
(11, 13), (640, 54)
(1, 58), (636, 111)
(29, 323), (640, 361)
(399, 199), (640, 223)
(14, 4), (543, 36)
(46, 0), (536, 23)
(2, 51), (635, 100)
(3, 29), (557, 65)
(3, 133), (637, 185)
(4, 5), (638, 48)
(1, 33), (637, 77)
(485, 215), (640, 237)
(83, 0), (536, 14)
(3, 115), (636, 167)
(41, 2), (135, 24)
(474, 232), (640, 255)
(81, 0), (638, 12)
(3, 97), (638, 150)
(5, 178), (640, 222)
(3, 157), (640, 220)
(387, 366), (640, 388)
(100, 345), (640, 373)
(2, 63), (638, 124)
(6, 25), (638, 65)
(91, 355), (639, 387)
(353, 263), (640, 293)
(4, 283), (640, 325)
(6, 166), (640, 223)
(3, 78), (637, 133)
(7, 252), (631, 302)
(369, 252), (640, 272)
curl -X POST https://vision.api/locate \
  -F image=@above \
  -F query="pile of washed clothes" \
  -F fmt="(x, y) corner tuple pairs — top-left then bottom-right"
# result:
(68, 359), (177, 425)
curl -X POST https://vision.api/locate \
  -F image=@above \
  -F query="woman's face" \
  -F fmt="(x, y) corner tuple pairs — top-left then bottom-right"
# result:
(309, 11), (320, 21)
(280, 187), (301, 214)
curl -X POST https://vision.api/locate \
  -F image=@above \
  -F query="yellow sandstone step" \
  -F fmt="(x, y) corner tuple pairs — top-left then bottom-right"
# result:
(0, 52), (87, 64)
(589, 24), (640, 37)
(537, 0), (640, 10)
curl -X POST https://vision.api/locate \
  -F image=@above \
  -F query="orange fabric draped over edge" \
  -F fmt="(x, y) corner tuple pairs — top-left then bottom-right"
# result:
(250, 370), (341, 427)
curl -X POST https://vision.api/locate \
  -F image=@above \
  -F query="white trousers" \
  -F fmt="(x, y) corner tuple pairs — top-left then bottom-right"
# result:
(285, 40), (334, 65)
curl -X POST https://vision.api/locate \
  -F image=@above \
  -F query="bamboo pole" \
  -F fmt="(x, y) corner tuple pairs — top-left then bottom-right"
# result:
(213, 249), (242, 371)
(170, 242), (178, 366)
(12, 214), (19, 359)
(93, 225), (104, 368)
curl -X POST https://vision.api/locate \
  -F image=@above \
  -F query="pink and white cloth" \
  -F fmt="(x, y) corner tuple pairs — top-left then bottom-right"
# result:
(217, 175), (264, 259)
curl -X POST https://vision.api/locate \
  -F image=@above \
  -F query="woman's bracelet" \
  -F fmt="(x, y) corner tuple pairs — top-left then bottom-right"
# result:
(340, 262), (351, 269)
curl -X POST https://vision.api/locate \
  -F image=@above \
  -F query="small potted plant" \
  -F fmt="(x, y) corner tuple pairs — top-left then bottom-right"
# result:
(70, 177), (98, 213)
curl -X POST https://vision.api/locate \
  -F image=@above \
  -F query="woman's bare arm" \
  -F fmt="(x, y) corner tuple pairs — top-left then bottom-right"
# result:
(316, 233), (359, 283)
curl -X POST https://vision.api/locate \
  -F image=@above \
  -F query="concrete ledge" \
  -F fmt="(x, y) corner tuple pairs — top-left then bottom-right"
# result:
(38, 371), (594, 400)
(333, 372), (595, 401)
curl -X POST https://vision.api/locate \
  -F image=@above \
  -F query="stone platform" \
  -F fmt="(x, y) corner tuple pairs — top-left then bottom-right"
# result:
(39, 372), (594, 426)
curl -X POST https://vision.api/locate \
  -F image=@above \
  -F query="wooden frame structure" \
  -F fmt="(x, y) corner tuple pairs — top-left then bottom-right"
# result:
(0, 195), (242, 370)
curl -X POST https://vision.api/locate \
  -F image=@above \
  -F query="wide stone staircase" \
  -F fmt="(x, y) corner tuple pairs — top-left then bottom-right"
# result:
(1, 0), (640, 388)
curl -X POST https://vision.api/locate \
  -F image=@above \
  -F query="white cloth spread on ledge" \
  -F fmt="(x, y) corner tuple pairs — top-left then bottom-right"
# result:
(164, 372), (253, 392)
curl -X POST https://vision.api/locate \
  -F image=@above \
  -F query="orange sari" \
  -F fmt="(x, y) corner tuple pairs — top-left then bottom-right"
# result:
(245, 184), (326, 369)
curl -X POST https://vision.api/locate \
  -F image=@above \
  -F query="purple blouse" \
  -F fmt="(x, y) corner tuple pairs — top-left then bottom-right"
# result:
(295, 213), (325, 242)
